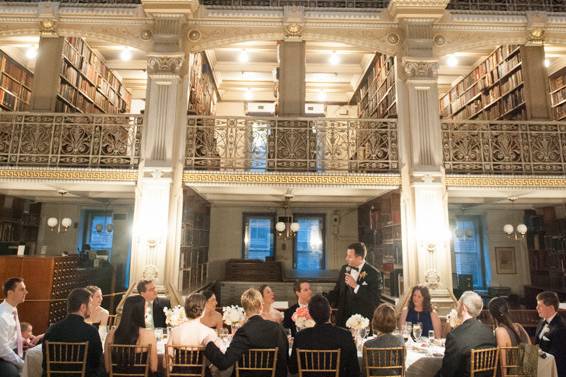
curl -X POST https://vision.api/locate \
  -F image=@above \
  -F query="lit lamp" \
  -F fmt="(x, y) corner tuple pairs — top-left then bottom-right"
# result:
(47, 191), (73, 233)
(503, 197), (527, 240)
(276, 195), (300, 239)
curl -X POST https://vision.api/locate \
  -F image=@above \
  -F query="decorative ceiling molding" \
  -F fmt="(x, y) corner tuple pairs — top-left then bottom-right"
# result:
(445, 175), (566, 189)
(0, 168), (138, 183)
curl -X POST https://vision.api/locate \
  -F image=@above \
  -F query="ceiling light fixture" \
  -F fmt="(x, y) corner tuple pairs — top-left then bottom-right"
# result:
(239, 49), (249, 63)
(275, 194), (300, 239)
(544, 59), (550, 68)
(329, 51), (340, 65)
(317, 90), (327, 102)
(47, 191), (73, 233)
(244, 88), (253, 101)
(25, 46), (38, 60)
(503, 197), (528, 240)
(446, 54), (458, 68)
(120, 47), (133, 62)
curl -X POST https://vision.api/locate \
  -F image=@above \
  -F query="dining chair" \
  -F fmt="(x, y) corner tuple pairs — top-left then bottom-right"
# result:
(469, 347), (499, 377)
(108, 344), (151, 377)
(296, 349), (341, 377)
(44, 341), (89, 377)
(363, 346), (405, 377)
(235, 348), (278, 377)
(165, 345), (206, 377)
(107, 314), (117, 328)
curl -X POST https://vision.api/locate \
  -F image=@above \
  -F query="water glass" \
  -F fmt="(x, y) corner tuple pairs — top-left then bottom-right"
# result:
(154, 328), (164, 342)
(428, 330), (435, 343)
(412, 322), (422, 341)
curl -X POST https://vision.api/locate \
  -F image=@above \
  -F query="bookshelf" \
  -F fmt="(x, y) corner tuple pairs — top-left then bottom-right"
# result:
(56, 37), (131, 114)
(439, 45), (549, 121)
(188, 52), (218, 115)
(0, 50), (33, 112)
(549, 67), (566, 120)
(352, 53), (396, 119)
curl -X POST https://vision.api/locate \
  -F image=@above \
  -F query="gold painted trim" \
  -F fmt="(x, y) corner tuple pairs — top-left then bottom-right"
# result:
(0, 168), (138, 182)
(446, 175), (566, 188)
(183, 171), (401, 186)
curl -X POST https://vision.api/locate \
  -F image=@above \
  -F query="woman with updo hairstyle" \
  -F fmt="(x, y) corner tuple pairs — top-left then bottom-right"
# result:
(258, 284), (283, 323)
(200, 290), (223, 331)
(168, 293), (221, 348)
(488, 296), (530, 347)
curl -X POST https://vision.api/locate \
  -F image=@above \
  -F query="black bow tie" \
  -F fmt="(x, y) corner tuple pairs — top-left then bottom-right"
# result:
(348, 266), (359, 272)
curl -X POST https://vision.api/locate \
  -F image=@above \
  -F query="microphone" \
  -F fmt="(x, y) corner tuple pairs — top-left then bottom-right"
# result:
(345, 266), (351, 274)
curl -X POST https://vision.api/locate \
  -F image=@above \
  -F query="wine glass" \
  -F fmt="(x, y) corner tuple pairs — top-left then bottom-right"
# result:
(428, 330), (435, 344)
(360, 327), (369, 339)
(412, 322), (422, 341)
(402, 323), (412, 343)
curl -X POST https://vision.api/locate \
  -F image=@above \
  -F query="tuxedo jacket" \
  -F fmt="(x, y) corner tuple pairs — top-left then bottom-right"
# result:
(151, 297), (168, 329)
(42, 314), (103, 377)
(329, 262), (383, 327)
(436, 318), (496, 377)
(288, 323), (360, 377)
(283, 303), (299, 337)
(205, 315), (288, 377)
(535, 314), (566, 377)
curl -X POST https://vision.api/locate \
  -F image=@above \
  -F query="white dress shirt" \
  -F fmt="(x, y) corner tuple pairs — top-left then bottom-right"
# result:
(350, 261), (365, 294)
(145, 301), (154, 330)
(539, 312), (557, 339)
(0, 300), (24, 367)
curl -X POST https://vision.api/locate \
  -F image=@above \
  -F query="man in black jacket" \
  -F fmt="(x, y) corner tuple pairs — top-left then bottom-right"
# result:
(136, 279), (167, 329)
(205, 288), (288, 377)
(436, 291), (496, 377)
(288, 294), (359, 377)
(535, 291), (566, 377)
(283, 280), (312, 336)
(42, 288), (103, 377)
(328, 242), (383, 327)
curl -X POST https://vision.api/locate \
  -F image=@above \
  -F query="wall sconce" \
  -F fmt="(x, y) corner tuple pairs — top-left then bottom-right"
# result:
(47, 190), (73, 233)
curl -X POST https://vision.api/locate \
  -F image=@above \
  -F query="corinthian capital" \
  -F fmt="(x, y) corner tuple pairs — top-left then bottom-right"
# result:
(402, 58), (438, 80)
(147, 55), (185, 76)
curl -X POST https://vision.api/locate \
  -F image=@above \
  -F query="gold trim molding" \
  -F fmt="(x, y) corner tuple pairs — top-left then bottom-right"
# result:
(0, 168), (138, 182)
(183, 171), (401, 187)
(446, 175), (566, 188)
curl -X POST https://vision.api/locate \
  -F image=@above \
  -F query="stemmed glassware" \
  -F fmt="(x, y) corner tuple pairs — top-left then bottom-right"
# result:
(412, 322), (423, 341)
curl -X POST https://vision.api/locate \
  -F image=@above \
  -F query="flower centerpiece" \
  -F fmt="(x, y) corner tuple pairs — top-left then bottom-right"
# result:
(291, 306), (315, 330)
(163, 305), (187, 327)
(346, 314), (370, 349)
(222, 305), (245, 333)
(446, 308), (461, 329)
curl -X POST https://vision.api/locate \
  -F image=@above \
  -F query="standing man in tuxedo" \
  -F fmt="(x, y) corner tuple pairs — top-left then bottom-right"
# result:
(535, 291), (566, 377)
(329, 242), (383, 327)
(283, 280), (312, 336)
(136, 279), (167, 329)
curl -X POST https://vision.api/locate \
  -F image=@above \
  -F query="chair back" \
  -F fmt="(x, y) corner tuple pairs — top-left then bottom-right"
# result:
(470, 347), (499, 377)
(499, 346), (524, 377)
(107, 314), (117, 328)
(296, 349), (341, 377)
(45, 341), (89, 377)
(165, 345), (206, 377)
(235, 348), (278, 377)
(363, 346), (405, 377)
(109, 344), (151, 377)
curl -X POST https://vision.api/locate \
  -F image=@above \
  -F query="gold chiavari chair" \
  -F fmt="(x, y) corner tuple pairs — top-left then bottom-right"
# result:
(235, 348), (278, 377)
(165, 345), (206, 377)
(109, 344), (151, 377)
(44, 341), (89, 377)
(470, 347), (499, 377)
(296, 349), (341, 377)
(498, 346), (523, 377)
(363, 346), (405, 377)
(107, 314), (117, 329)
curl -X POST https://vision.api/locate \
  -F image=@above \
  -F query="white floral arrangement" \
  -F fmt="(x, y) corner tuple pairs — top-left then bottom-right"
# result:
(345, 314), (370, 330)
(292, 306), (315, 330)
(222, 305), (245, 326)
(163, 305), (187, 327)
(446, 308), (461, 328)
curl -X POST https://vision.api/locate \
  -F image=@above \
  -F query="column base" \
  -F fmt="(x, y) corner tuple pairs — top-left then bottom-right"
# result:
(430, 287), (457, 316)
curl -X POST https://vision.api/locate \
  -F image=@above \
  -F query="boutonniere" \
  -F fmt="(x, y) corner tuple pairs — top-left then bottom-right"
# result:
(359, 271), (367, 279)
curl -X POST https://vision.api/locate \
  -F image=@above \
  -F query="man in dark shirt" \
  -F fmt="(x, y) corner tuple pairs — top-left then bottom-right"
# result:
(535, 291), (566, 377)
(205, 288), (288, 377)
(288, 294), (359, 377)
(42, 288), (103, 377)
(283, 280), (312, 336)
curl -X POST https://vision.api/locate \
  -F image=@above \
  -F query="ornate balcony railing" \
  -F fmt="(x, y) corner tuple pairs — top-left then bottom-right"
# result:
(442, 120), (566, 175)
(0, 113), (143, 169)
(200, 0), (388, 8)
(185, 116), (398, 173)
(447, 0), (566, 12)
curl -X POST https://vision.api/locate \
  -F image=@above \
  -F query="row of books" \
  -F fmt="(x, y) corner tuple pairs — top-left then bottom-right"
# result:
(1, 72), (31, 104)
(0, 88), (26, 111)
(357, 54), (396, 119)
(0, 50), (33, 111)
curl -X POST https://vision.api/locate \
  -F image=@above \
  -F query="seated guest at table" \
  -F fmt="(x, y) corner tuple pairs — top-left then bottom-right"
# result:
(200, 290), (223, 331)
(137, 279), (167, 329)
(289, 294), (359, 377)
(0, 277), (27, 377)
(366, 303), (404, 348)
(435, 291), (496, 377)
(104, 295), (158, 374)
(535, 291), (566, 377)
(204, 288), (288, 376)
(399, 285), (442, 338)
(284, 280), (312, 337)
(169, 293), (222, 348)
(85, 285), (109, 329)
(20, 322), (36, 350)
(259, 285), (283, 324)
(42, 288), (103, 377)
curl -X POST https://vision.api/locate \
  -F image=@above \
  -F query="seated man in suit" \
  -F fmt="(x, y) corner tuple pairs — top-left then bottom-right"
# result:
(288, 294), (359, 377)
(136, 279), (167, 329)
(283, 280), (312, 336)
(535, 291), (566, 377)
(436, 291), (496, 377)
(204, 288), (288, 376)
(42, 288), (103, 377)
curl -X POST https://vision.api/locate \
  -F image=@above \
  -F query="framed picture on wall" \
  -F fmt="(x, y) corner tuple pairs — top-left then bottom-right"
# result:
(495, 247), (517, 274)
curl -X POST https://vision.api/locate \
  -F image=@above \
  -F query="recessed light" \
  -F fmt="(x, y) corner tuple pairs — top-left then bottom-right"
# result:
(25, 46), (38, 60)
(244, 88), (253, 101)
(544, 59), (550, 68)
(120, 47), (132, 62)
(318, 90), (327, 102)
(239, 50), (249, 63)
(329, 51), (340, 66)
(446, 54), (458, 68)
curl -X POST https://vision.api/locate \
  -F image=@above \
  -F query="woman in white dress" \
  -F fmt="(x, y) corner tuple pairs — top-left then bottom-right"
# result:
(86, 285), (109, 328)
(169, 293), (222, 347)
(259, 285), (283, 323)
